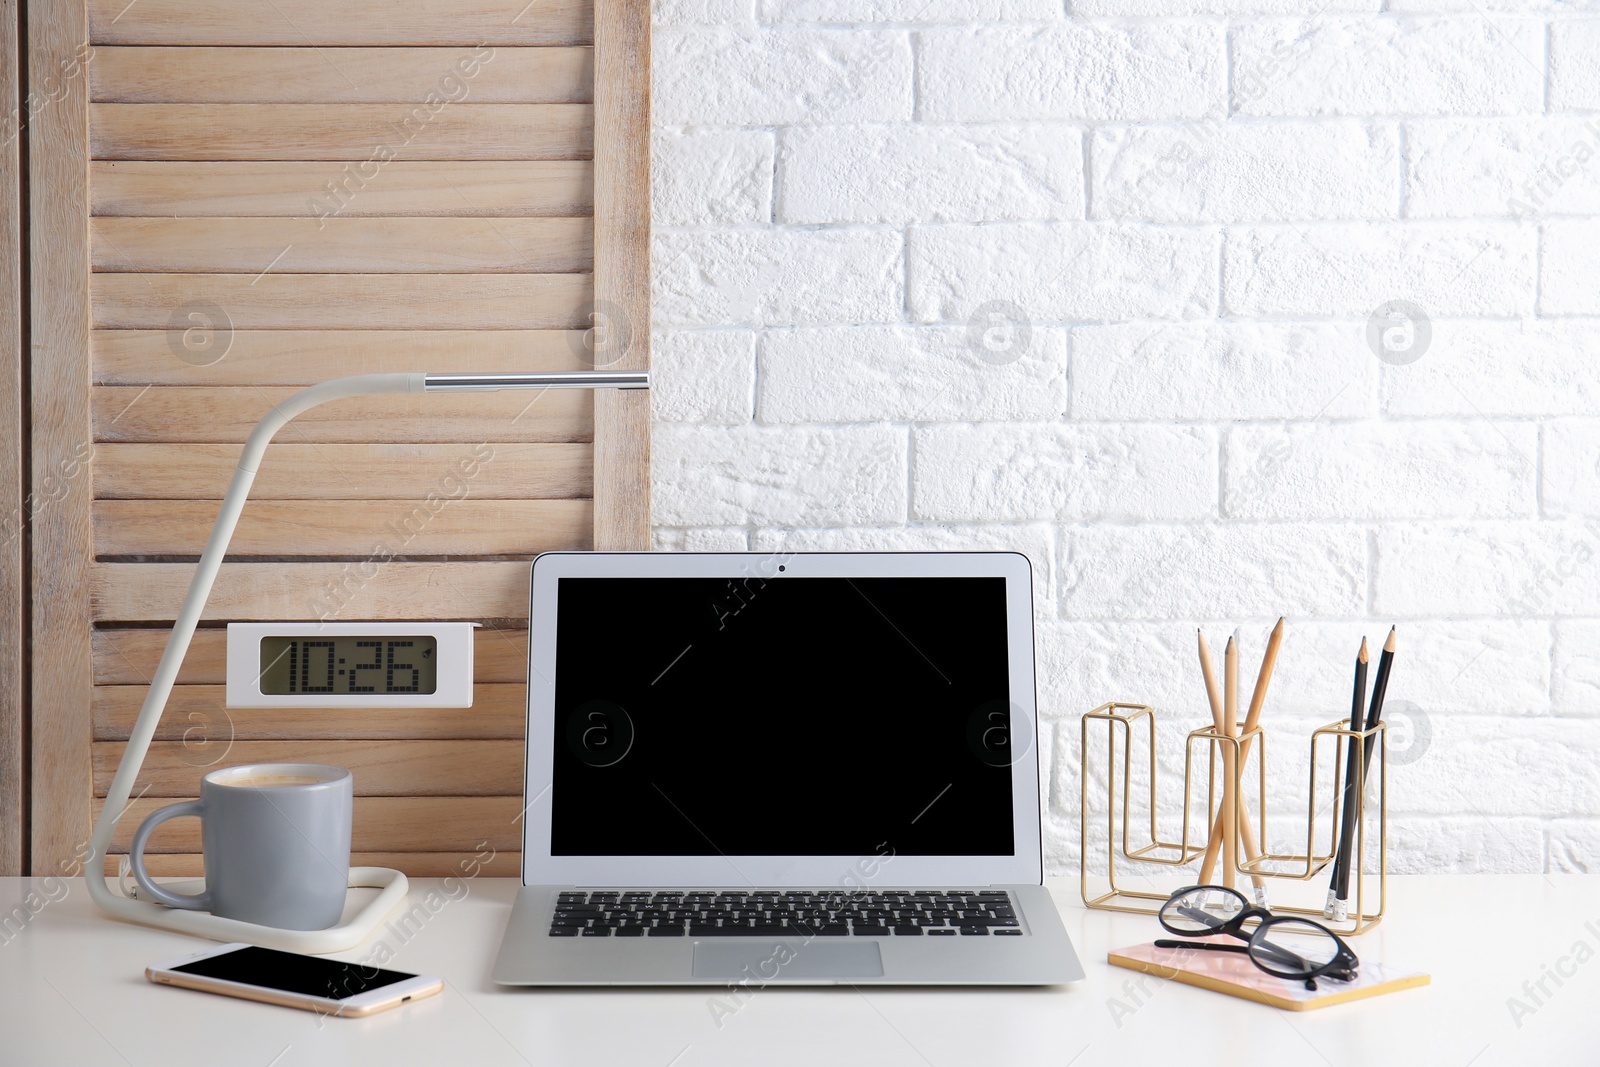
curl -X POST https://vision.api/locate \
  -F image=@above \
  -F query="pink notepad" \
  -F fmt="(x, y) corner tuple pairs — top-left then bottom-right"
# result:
(1109, 937), (1430, 1010)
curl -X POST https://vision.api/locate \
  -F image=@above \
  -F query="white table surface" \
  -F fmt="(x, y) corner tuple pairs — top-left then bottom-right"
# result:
(2, 874), (1595, 1066)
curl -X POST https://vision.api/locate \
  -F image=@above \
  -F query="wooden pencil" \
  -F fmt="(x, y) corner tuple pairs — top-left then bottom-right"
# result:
(1197, 630), (1226, 884)
(1234, 617), (1284, 902)
(1222, 634), (1239, 890)
(1199, 620), (1282, 895)
(1244, 617), (1286, 731)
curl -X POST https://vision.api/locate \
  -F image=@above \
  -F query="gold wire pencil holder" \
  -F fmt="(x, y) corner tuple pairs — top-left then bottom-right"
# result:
(1080, 702), (1386, 936)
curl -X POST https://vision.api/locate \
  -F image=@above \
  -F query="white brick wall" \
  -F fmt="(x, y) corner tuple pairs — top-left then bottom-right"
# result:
(649, 0), (1600, 876)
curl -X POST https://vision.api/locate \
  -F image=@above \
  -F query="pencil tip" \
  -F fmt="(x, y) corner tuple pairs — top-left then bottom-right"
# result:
(1273, 616), (1285, 632)
(1385, 626), (1397, 652)
(1359, 636), (1369, 661)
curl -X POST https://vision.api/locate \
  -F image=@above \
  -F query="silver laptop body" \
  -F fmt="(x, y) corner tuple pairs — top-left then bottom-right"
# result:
(492, 551), (1084, 986)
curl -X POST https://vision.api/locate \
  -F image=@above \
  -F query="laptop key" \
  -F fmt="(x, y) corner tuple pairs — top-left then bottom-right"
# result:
(958, 926), (990, 936)
(994, 929), (1023, 936)
(892, 926), (923, 936)
(549, 927), (581, 936)
(648, 925), (685, 936)
(927, 929), (957, 936)
(581, 927), (611, 936)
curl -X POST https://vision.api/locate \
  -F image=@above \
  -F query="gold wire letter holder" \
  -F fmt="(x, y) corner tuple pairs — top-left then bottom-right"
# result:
(1080, 702), (1385, 936)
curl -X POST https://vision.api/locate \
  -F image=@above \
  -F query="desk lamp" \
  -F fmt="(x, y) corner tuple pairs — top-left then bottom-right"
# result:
(85, 370), (650, 952)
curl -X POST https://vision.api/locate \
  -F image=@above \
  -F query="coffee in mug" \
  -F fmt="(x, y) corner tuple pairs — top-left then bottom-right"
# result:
(127, 762), (353, 931)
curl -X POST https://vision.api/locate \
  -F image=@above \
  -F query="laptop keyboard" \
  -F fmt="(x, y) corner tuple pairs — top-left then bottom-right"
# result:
(548, 889), (1022, 937)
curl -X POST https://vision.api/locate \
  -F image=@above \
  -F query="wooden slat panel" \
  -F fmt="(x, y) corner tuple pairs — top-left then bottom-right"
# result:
(30, 0), (95, 874)
(93, 627), (531, 685)
(0, 0), (21, 873)
(93, 740), (523, 796)
(91, 273), (591, 329)
(97, 796), (524, 853)
(113, 851), (519, 877)
(92, 47), (593, 104)
(93, 685), (527, 742)
(89, 0), (593, 46)
(91, 104), (593, 161)
(93, 217), (592, 274)
(90, 161), (594, 218)
(93, 443), (593, 499)
(93, 387), (591, 443)
(95, 499), (592, 557)
(92, 562), (532, 621)
(591, 0), (651, 549)
(93, 330), (590, 385)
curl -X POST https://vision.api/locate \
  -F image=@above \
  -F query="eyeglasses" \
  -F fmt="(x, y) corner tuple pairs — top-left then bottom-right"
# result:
(1155, 885), (1359, 991)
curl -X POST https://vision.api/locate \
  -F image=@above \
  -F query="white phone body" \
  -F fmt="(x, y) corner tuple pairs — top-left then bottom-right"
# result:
(147, 942), (444, 1018)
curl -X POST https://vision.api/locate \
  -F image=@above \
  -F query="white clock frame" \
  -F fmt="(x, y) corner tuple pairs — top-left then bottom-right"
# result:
(225, 621), (478, 708)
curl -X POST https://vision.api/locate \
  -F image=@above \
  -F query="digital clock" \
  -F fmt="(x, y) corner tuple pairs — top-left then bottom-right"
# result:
(225, 622), (477, 708)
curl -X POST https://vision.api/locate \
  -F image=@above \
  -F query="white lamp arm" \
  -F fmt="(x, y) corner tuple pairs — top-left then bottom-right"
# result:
(85, 374), (426, 944)
(83, 369), (647, 951)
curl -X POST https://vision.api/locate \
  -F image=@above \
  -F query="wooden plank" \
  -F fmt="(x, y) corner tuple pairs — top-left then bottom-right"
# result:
(29, 0), (94, 875)
(92, 387), (591, 443)
(111, 850), (519, 877)
(91, 103), (593, 162)
(92, 217), (592, 274)
(95, 795), (525, 853)
(93, 626), (531, 686)
(93, 685), (527, 742)
(91, 273), (591, 330)
(91, 561), (533, 622)
(591, 0), (651, 550)
(94, 499), (592, 557)
(89, 0), (593, 46)
(93, 330), (590, 385)
(0, 0), (21, 874)
(93, 739), (523, 796)
(91, 47), (593, 104)
(93, 443), (593, 500)
(90, 161), (594, 218)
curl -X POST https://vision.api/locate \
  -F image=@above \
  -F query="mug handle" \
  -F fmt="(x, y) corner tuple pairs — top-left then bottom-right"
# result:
(128, 800), (214, 911)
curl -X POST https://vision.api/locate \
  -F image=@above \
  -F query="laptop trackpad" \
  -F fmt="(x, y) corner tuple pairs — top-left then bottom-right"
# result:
(692, 942), (883, 980)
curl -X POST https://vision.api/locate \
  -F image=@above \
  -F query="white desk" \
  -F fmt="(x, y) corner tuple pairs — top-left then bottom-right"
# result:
(1, 875), (1594, 1066)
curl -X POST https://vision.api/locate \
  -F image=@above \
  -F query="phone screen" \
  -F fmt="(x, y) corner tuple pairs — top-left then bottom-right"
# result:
(172, 946), (417, 1001)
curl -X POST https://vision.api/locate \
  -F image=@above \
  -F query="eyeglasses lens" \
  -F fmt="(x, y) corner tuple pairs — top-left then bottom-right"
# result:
(1249, 918), (1341, 977)
(1160, 886), (1245, 933)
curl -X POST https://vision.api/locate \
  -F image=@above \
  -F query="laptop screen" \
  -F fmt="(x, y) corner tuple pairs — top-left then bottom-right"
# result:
(549, 575), (1016, 857)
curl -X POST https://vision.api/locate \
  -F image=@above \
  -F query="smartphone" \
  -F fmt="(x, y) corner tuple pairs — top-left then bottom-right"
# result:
(147, 943), (443, 1018)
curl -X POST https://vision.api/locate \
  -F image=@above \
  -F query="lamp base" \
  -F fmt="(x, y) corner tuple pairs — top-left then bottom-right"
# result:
(104, 866), (410, 954)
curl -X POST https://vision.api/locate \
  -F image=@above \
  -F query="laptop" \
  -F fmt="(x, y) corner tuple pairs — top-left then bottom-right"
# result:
(492, 551), (1084, 985)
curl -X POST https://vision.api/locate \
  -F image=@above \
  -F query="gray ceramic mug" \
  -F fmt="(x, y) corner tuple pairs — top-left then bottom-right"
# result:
(128, 763), (353, 931)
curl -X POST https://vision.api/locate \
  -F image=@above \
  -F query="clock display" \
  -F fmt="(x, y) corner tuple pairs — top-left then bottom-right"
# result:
(258, 636), (438, 696)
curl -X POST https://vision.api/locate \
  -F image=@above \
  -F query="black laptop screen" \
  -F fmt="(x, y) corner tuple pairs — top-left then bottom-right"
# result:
(549, 575), (1018, 857)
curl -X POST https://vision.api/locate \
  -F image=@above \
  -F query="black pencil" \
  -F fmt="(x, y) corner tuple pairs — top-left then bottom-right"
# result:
(1360, 627), (1397, 779)
(1327, 637), (1368, 919)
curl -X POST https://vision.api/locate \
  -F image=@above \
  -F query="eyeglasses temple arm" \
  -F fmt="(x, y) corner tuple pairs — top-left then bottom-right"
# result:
(1153, 939), (1251, 955)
